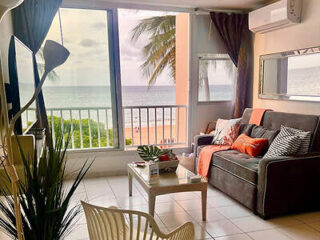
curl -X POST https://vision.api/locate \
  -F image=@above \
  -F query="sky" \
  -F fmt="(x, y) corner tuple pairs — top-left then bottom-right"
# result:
(288, 52), (320, 69)
(37, 8), (176, 87)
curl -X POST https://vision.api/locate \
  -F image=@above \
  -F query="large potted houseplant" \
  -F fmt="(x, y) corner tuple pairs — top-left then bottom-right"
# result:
(0, 131), (92, 240)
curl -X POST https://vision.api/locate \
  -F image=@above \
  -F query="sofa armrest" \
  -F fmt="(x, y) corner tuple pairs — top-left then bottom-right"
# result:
(257, 154), (320, 218)
(193, 134), (214, 157)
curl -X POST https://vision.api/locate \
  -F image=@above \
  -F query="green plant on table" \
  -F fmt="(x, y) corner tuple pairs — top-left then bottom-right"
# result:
(137, 145), (175, 162)
(0, 131), (93, 240)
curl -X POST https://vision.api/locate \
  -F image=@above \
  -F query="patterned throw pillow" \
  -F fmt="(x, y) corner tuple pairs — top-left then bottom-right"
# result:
(263, 127), (302, 159)
(211, 118), (242, 145)
(280, 126), (311, 155)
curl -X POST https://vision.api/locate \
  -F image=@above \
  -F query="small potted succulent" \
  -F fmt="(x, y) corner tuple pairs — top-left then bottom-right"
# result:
(137, 145), (179, 173)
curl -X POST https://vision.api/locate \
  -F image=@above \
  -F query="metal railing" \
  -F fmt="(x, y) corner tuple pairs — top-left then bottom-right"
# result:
(25, 104), (187, 150)
(123, 105), (187, 148)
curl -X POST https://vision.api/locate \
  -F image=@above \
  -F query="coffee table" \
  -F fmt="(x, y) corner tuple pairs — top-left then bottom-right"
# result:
(127, 163), (208, 221)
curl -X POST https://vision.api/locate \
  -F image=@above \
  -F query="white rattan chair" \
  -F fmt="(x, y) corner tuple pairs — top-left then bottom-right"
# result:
(81, 201), (195, 240)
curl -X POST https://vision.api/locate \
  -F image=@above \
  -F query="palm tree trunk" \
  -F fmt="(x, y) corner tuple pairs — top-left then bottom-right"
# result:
(203, 77), (210, 101)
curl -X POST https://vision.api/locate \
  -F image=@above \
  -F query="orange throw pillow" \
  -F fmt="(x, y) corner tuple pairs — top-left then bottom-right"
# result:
(231, 134), (268, 157)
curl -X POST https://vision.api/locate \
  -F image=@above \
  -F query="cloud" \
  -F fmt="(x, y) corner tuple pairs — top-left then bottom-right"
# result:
(91, 22), (106, 30)
(121, 43), (141, 58)
(79, 39), (100, 48)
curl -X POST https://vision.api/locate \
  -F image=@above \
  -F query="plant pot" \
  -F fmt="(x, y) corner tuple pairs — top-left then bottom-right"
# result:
(158, 159), (179, 173)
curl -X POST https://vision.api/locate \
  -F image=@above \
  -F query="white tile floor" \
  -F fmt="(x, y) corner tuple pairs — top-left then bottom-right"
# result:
(2, 175), (320, 240)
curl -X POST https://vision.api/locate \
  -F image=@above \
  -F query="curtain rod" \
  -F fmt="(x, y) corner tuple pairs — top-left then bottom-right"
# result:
(62, 0), (250, 14)
(193, 7), (249, 15)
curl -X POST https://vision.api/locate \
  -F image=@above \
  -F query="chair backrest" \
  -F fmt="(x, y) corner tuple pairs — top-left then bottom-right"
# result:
(81, 201), (194, 240)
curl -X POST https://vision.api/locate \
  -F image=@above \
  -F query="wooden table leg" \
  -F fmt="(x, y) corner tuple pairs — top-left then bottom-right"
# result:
(201, 188), (207, 221)
(128, 172), (132, 197)
(148, 193), (156, 217)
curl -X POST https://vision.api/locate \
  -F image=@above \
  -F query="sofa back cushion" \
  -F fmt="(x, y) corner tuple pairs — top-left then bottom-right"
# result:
(238, 124), (255, 136)
(241, 109), (320, 153)
(250, 125), (279, 155)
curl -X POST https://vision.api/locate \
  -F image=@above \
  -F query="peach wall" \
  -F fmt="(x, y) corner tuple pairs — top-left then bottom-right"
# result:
(175, 13), (189, 144)
(252, 0), (320, 114)
(176, 13), (189, 106)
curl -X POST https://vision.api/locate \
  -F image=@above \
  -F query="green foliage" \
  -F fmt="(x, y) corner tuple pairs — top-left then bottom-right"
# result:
(137, 145), (171, 162)
(131, 15), (176, 86)
(0, 131), (93, 239)
(48, 116), (132, 148)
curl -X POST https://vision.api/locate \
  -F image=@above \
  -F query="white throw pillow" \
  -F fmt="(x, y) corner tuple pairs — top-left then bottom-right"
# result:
(211, 118), (242, 145)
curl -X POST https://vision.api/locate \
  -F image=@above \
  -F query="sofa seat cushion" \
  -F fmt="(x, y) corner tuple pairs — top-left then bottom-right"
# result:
(212, 150), (260, 184)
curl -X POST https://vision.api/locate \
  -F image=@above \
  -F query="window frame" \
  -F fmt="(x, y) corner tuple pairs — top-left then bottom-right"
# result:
(45, 6), (124, 151)
(57, 2), (192, 152)
(197, 53), (236, 104)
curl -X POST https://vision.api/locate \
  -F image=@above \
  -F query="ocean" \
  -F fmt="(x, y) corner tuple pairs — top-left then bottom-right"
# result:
(19, 84), (231, 128)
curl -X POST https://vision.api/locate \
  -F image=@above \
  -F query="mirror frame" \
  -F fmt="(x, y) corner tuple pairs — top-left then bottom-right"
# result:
(259, 46), (320, 102)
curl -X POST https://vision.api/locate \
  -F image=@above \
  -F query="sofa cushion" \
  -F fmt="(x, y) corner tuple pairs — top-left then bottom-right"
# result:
(250, 125), (279, 155)
(211, 118), (242, 145)
(212, 150), (260, 184)
(281, 126), (312, 154)
(239, 124), (255, 136)
(231, 134), (268, 157)
(263, 127), (302, 159)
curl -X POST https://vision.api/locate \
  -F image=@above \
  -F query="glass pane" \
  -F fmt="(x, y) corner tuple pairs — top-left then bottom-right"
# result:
(118, 9), (188, 148)
(198, 55), (236, 102)
(287, 54), (320, 96)
(37, 8), (118, 149)
(14, 39), (36, 131)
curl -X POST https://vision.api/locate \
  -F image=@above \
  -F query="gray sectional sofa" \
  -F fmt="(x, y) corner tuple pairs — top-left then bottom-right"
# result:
(194, 108), (320, 219)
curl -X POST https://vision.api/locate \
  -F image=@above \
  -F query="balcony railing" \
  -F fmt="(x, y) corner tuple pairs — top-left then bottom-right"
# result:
(25, 105), (187, 150)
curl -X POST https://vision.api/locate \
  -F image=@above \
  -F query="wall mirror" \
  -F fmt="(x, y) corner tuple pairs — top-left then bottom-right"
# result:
(259, 46), (320, 102)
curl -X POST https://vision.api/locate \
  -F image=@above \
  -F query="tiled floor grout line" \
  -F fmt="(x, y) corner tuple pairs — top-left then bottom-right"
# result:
(307, 220), (320, 233)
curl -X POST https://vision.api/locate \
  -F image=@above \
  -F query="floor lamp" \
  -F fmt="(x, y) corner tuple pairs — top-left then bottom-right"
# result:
(1, 1), (24, 239)
(0, 18), (69, 238)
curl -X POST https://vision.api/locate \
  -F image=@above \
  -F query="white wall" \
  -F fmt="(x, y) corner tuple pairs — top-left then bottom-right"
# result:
(188, 14), (233, 140)
(252, 0), (320, 114)
(0, 12), (13, 143)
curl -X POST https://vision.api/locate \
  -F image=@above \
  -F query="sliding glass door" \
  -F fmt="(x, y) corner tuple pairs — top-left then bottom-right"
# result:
(36, 8), (121, 149)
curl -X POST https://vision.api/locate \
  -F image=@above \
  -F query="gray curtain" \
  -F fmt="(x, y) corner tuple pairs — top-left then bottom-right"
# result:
(210, 12), (251, 118)
(12, 0), (62, 140)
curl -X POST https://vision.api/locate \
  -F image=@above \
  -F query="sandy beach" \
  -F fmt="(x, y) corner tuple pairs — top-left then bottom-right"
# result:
(124, 124), (186, 147)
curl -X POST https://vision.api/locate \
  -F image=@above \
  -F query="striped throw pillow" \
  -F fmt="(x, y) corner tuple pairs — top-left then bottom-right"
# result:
(263, 127), (302, 159)
(280, 126), (311, 155)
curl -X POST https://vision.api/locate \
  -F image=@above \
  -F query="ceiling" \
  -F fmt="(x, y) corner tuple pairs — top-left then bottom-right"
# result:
(98, 0), (273, 10)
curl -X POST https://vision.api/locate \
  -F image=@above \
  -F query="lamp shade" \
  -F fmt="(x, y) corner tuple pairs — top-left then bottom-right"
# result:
(0, 0), (23, 23)
(43, 40), (70, 73)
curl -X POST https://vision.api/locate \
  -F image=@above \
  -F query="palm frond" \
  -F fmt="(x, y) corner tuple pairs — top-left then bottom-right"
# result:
(131, 15), (176, 85)
(143, 46), (176, 86)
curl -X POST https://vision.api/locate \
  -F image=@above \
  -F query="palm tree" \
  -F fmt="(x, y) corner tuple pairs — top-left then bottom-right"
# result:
(131, 15), (235, 101)
(199, 60), (211, 100)
(199, 58), (236, 101)
(131, 15), (176, 86)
